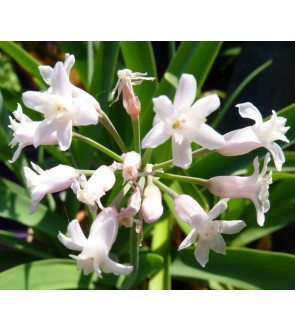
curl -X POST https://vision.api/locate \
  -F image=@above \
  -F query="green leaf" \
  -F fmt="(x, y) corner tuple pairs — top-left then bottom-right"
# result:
(0, 259), (99, 290)
(171, 247), (295, 290)
(0, 230), (53, 259)
(0, 179), (68, 236)
(0, 41), (45, 89)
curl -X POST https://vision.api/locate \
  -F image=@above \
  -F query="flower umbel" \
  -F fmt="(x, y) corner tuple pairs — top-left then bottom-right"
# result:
(58, 207), (133, 277)
(207, 153), (272, 226)
(174, 195), (246, 267)
(142, 73), (225, 168)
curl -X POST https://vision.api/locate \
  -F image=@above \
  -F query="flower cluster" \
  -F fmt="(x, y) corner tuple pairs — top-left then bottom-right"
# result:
(8, 54), (289, 279)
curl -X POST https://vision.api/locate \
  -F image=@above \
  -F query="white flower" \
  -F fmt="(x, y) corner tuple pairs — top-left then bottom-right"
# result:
(111, 69), (154, 120)
(22, 56), (99, 151)
(8, 104), (58, 163)
(121, 151), (141, 182)
(24, 162), (80, 214)
(142, 181), (163, 223)
(142, 74), (225, 168)
(71, 165), (116, 211)
(218, 102), (289, 171)
(207, 153), (272, 226)
(174, 195), (245, 267)
(58, 207), (133, 277)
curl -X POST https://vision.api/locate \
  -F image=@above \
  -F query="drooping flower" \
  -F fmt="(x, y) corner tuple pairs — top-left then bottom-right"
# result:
(22, 56), (99, 151)
(207, 153), (272, 226)
(174, 195), (245, 267)
(8, 104), (58, 162)
(141, 180), (163, 223)
(111, 69), (154, 120)
(71, 165), (116, 211)
(218, 102), (289, 171)
(58, 207), (133, 277)
(24, 162), (80, 214)
(142, 74), (225, 168)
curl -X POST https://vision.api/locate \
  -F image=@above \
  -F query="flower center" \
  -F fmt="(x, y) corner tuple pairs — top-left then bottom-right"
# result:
(199, 222), (218, 241)
(172, 118), (186, 129)
(56, 104), (67, 112)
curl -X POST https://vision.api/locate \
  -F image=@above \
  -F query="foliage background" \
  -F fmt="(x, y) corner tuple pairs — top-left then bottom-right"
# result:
(0, 41), (294, 290)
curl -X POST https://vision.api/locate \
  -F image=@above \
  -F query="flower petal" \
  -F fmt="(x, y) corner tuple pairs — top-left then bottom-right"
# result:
(67, 219), (87, 247)
(64, 54), (75, 74)
(178, 229), (198, 250)
(236, 102), (263, 124)
(153, 95), (174, 120)
(142, 121), (171, 148)
(266, 142), (285, 171)
(194, 239), (210, 267)
(172, 136), (192, 168)
(51, 62), (71, 98)
(33, 120), (57, 148)
(210, 234), (226, 255)
(58, 232), (85, 251)
(56, 119), (73, 151)
(218, 219), (246, 234)
(194, 123), (225, 149)
(173, 74), (196, 109)
(174, 194), (204, 225)
(101, 257), (133, 275)
(22, 91), (48, 111)
(39, 65), (53, 85)
(208, 198), (229, 220)
(190, 94), (220, 117)
(72, 98), (99, 126)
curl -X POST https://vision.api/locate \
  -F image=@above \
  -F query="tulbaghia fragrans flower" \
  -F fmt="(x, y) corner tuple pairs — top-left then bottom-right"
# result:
(142, 181), (163, 223)
(174, 195), (245, 267)
(22, 56), (99, 151)
(58, 207), (133, 277)
(71, 165), (116, 211)
(142, 74), (225, 168)
(8, 104), (57, 162)
(111, 69), (154, 120)
(207, 153), (272, 226)
(218, 102), (289, 171)
(24, 163), (80, 214)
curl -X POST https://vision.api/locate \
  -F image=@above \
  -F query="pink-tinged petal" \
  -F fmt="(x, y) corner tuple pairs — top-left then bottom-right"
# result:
(22, 91), (48, 111)
(153, 95), (174, 120)
(88, 166), (116, 193)
(172, 136), (192, 168)
(208, 198), (229, 220)
(218, 219), (246, 234)
(236, 102), (263, 124)
(266, 142), (285, 171)
(210, 234), (226, 255)
(174, 194), (204, 225)
(194, 123), (225, 150)
(178, 229), (198, 250)
(142, 121), (171, 148)
(101, 257), (133, 275)
(51, 62), (71, 98)
(72, 98), (99, 126)
(39, 65), (53, 85)
(252, 199), (265, 227)
(173, 74), (196, 109)
(56, 120), (73, 151)
(190, 94), (220, 117)
(33, 120), (57, 148)
(9, 144), (26, 163)
(67, 219), (87, 247)
(194, 239), (210, 267)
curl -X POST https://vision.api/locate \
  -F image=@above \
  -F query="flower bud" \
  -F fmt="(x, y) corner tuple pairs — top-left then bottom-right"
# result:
(142, 183), (163, 223)
(122, 151), (141, 182)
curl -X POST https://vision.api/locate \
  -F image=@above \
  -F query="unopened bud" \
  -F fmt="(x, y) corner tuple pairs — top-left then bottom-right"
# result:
(142, 183), (163, 223)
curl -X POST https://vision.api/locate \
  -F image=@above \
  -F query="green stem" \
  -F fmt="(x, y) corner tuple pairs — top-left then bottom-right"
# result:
(168, 41), (176, 60)
(153, 178), (179, 199)
(122, 225), (140, 290)
(72, 132), (123, 162)
(99, 109), (128, 153)
(152, 148), (209, 170)
(132, 119), (141, 154)
(141, 148), (153, 171)
(77, 169), (95, 176)
(154, 171), (209, 187)
(87, 41), (94, 88)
